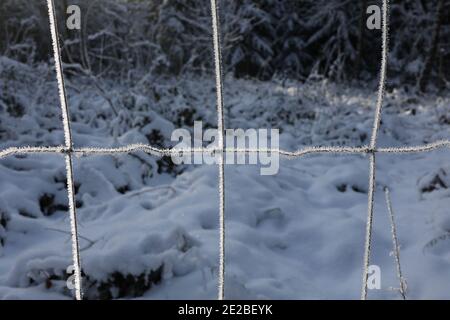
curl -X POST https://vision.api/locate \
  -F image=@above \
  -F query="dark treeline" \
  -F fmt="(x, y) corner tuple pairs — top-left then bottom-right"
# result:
(1, 0), (449, 90)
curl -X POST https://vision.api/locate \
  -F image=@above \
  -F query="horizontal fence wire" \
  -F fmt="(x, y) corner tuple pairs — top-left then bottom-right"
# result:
(2, 143), (450, 160)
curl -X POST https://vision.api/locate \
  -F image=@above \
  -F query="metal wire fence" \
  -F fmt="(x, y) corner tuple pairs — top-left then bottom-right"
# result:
(0, 0), (448, 300)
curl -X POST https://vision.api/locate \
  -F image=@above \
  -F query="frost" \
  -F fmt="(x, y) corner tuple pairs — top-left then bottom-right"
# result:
(47, 0), (82, 300)
(384, 187), (407, 300)
(1, 0), (450, 301)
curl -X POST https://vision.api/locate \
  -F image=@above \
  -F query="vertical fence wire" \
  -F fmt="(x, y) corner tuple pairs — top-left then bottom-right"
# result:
(210, 0), (226, 300)
(47, 0), (83, 300)
(384, 187), (407, 300)
(361, 152), (377, 300)
(369, 0), (390, 150)
(361, 0), (389, 300)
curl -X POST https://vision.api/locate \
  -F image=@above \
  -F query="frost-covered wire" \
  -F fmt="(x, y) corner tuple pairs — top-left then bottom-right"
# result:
(370, 0), (389, 149)
(47, 0), (73, 149)
(278, 146), (369, 157)
(0, 146), (67, 159)
(384, 187), (407, 300)
(361, 152), (376, 300)
(47, 0), (82, 301)
(361, 0), (389, 300)
(74, 144), (181, 157)
(3, 141), (450, 160)
(0, 0), (446, 301)
(210, 0), (226, 301)
(377, 140), (450, 153)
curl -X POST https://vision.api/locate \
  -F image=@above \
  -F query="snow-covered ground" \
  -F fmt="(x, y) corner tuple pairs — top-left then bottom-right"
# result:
(1, 57), (450, 299)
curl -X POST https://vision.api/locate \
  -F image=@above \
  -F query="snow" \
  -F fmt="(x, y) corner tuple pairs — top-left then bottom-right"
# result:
(1, 53), (450, 299)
